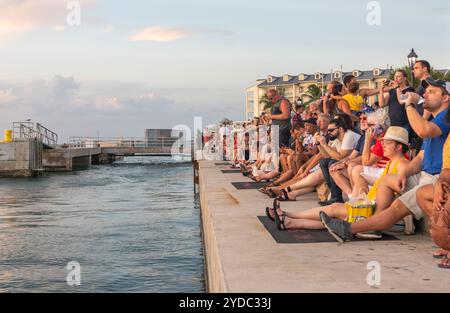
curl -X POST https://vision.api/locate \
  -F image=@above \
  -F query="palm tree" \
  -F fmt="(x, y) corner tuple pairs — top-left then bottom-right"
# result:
(300, 84), (324, 107)
(259, 94), (273, 112)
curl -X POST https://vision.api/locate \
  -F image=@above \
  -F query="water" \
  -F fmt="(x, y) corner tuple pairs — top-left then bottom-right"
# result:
(0, 157), (205, 293)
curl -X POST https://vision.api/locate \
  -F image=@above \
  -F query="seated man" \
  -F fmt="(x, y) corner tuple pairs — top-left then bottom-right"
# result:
(320, 111), (389, 205)
(416, 118), (450, 269)
(275, 117), (359, 201)
(269, 127), (410, 235)
(320, 78), (450, 243)
(328, 113), (369, 200)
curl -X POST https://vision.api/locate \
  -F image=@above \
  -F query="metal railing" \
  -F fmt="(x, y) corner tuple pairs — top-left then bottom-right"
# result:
(68, 136), (194, 151)
(12, 122), (58, 148)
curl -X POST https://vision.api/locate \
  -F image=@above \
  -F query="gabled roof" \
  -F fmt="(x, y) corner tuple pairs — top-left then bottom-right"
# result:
(257, 68), (393, 87)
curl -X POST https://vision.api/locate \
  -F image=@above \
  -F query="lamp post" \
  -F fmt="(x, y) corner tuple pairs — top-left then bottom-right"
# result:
(407, 48), (418, 88)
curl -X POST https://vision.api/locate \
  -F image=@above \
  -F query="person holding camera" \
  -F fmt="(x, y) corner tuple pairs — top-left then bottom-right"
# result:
(379, 69), (415, 131)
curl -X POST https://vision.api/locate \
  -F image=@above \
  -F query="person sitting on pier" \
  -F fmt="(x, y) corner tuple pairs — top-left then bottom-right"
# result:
(263, 115), (332, 192)
(416, 111), (450, 269)
(268, 126), (410, 234)
(268, 116), (358, 201)
(321, 110), (391, 206)
(320, 78), (450, 244)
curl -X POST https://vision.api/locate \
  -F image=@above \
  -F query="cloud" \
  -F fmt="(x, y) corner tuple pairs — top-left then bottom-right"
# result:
(0, 0), (97, 38)
(129, 26), (192, 42)
(0, 89), (17, 104)
(0, 76), (243, 139)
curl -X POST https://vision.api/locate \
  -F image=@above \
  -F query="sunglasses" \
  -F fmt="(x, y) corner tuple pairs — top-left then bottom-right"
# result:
(328, 128), (337, 133)
(360, 116), (367, 121)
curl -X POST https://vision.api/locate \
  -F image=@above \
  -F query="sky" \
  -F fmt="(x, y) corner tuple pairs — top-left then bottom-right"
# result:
(0, 0), (448, 142)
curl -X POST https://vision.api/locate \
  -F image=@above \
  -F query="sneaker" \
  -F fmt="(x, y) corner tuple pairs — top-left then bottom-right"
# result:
(355, 231), (382, 240)
(320, 211), (353, 243)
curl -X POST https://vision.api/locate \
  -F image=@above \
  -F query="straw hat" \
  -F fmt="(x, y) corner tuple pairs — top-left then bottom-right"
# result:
(380, 126), (409, 146)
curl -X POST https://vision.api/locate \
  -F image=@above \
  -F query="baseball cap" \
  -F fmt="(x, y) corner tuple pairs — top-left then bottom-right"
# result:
(422, 78), (450, 95)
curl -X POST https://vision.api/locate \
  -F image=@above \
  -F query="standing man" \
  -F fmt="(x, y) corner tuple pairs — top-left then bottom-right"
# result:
(266, 89), (292, 147)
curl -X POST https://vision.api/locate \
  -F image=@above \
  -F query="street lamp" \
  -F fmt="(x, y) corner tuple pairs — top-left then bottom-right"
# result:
(407, 48), (418, 87)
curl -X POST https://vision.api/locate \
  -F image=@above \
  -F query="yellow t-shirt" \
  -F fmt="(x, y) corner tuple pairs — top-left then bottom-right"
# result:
(443, 133), (450, 170)
(343, 94), (364, 111)
(367, 160), (402, 201)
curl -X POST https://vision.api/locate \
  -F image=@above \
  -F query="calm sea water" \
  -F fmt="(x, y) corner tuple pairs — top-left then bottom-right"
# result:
(0, 157), (204, 293)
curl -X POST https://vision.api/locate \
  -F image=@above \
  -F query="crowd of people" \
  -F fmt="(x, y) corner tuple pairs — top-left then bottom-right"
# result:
(224, 60), (449, 269)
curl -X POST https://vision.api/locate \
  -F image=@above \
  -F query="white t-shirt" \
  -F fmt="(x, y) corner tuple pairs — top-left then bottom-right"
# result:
(329, 138), (342, 151)
(341, 130), (361, 151)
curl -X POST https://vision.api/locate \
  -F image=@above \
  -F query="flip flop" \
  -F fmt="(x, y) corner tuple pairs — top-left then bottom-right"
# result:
(266, 189), (277, 198)
(273, 209), (287, 231)
(433, 249), (449, 259)
(272, 199), (287, 230)
(438, 255), (450, 269)
(277, 189), (296, 202)
(265, 207), (275, 222)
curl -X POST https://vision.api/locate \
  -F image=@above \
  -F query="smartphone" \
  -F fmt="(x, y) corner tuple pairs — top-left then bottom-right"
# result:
(373, 125), (384, 137)
(383, 79), (391, 86)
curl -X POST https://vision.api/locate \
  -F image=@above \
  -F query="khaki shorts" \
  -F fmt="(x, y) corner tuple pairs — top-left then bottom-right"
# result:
(398, 171), (439, 220)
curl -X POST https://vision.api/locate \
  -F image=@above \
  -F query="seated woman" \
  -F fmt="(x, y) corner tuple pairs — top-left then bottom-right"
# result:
(416, 131), (450, 269)
(347, 110), (396, 198)
(268, 127), (410, 233)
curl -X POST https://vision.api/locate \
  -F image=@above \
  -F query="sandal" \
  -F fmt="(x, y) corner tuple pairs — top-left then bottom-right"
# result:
(438, 254), (450, 269)
(277, 188), (295, 202)
(433, 249), (449, 259)
(273, 209), (287, 231)
(266, 189), (277, 199)
(265, 206), (275, 222)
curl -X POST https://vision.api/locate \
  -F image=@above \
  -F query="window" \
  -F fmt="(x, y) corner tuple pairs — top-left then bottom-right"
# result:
(334, 71), (342, 79)
(267, 75), (273, 83)
(352, 70), (360, 77)
(298, 74), (305, 81)
(373, 68), (381, 76)
(314, 72), (322, 80)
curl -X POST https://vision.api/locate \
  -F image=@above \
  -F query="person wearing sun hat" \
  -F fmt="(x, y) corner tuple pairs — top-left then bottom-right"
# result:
(320, 78), (450, 243)
(269, 126), (410, 233)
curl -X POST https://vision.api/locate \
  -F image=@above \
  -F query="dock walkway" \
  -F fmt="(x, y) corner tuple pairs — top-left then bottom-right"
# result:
(198, 160), (450, 293)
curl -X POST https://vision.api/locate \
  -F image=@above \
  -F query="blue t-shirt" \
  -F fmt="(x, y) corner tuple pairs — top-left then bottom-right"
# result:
(422, 108), (450, 175)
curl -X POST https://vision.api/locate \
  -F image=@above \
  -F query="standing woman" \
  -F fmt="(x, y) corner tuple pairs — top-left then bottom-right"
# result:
(379, 69), (415, 132)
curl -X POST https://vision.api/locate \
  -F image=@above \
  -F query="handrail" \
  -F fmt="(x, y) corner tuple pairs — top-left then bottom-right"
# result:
(68, 136), (194, 149)
(12, 122), (58, 148)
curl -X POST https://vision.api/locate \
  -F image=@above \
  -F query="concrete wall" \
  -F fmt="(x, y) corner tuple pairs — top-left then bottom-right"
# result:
(199, 162), (228, 293)
(0, 139), (42, 177)
(42, 149), (72, 171)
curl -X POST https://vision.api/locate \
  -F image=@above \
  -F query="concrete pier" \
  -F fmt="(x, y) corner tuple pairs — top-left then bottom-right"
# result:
(0, 139), (42, 177)
(198, 160), (450, 293)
